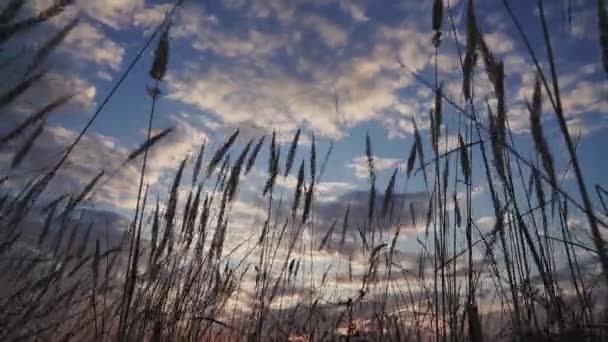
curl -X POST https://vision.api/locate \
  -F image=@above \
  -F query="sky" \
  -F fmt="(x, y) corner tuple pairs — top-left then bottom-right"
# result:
(1, 0), (607, 320)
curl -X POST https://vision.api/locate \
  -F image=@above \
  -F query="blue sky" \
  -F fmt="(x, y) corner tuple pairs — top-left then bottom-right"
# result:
(1, 0), (605, 217)
(1, 0), (607, 311)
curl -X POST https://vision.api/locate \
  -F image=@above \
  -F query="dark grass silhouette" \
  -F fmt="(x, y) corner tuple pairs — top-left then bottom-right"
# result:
(0, 0), (607, 341)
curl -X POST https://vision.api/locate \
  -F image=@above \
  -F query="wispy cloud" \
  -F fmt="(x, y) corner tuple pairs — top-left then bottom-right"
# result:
(63, 22), (125, 71)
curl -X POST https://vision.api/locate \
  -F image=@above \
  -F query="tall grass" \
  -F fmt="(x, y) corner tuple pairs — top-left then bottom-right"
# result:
(0, 0), (607, 341)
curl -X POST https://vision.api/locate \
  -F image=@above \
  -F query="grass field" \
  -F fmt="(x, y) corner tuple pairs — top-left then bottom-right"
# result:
(0, 0), (607, 341)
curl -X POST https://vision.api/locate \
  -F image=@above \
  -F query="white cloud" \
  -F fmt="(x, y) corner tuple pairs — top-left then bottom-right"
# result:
(79, 0), (145, 29)
(168, 64), (340, 137)
(566, 117), (606, 137)
(483, 32), (515, 55)
(96, 71), (113, 81)
(509, 69), (608, 135)
(155, 3), (442, 139)
(92, 115), (208, 210)
(347, 155), (402, 179)
(566, 5), (597, 41)
(561, 80), (608, 117)
(379, 26), (432, 72)
(133, 3), (174, 30)
(305, 15), (348, 48)
(476, 215), (495, 229)
(339, 0), (368, 22)
(1, 113), (208, 211)
(31, 0), (144, 29)
(8, 72), (97, 114)
(315, 181), (357, 202)
(63, 22), (125, 70)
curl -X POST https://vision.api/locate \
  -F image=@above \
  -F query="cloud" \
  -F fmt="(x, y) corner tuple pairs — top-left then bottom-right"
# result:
(347, 155), (402, 179)
(167, 63), (341, 137)
(314, 181), (358, 203)
(476, 215), (495, 229)
(508, 67), (608, 135)
(159, 2), (440, 139)
(304, 15), (348, 48)
(29, 0), (144, 30)
(1, 125), (125, 206)
(564, 4), (598, 41)
(308, 189), (429, 257)
(5, 72), (97, 114)
(96, 115), (208, 210)
(166, 43), (407, 139)
(133, 4), (174, 29)
(1, 113), (208, 212)
(560, 80), (608, 117)
(207, 168), (428, 260)
(483, 31), (515, 56)
(79, 0), (145, 29)
(63, 21), (125, 70)
(339, 0), (369, 22)
(146, 4), (282, 59)
(566, 117), (605, 136)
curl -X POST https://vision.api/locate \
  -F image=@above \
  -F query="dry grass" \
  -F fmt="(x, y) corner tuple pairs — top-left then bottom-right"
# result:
(0, 0), (606, 341)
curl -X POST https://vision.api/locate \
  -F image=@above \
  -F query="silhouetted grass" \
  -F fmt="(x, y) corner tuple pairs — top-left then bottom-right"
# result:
(0, 0), (606, 341)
